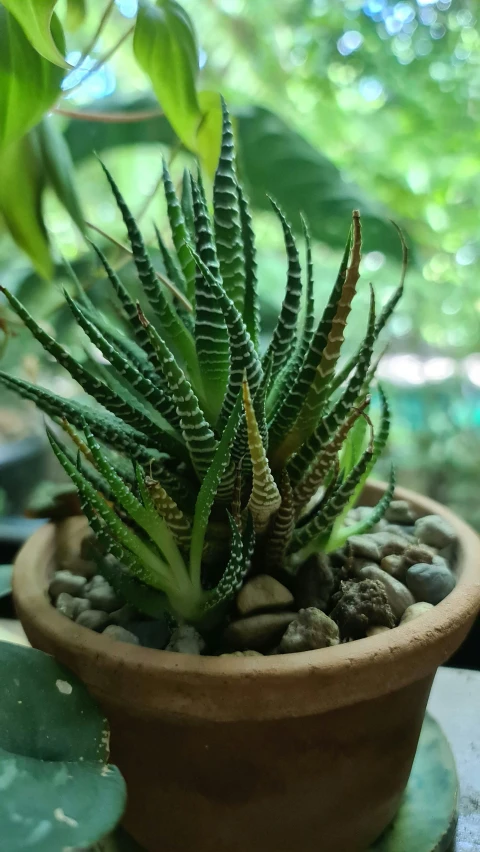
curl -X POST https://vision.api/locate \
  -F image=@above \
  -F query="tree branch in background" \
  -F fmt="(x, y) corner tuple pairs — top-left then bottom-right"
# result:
(54, 107), (163, 123)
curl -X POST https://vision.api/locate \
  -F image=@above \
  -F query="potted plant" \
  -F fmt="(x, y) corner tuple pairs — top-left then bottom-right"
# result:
(3, 103), (480, 852)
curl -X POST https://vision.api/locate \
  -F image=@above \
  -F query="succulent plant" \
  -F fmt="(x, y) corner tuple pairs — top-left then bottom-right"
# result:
(0, 101), (405, 629)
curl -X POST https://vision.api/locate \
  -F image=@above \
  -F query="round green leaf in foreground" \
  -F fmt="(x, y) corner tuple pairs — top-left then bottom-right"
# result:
(0, 642), (126, 852)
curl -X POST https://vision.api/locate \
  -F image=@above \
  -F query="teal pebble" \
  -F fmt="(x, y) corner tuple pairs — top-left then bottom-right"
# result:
(406, 563), (456, 605)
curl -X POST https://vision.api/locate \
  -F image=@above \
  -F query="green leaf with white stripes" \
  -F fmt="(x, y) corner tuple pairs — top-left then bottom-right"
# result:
(243, 377), (281, 533)
(213, 99), (245, 314)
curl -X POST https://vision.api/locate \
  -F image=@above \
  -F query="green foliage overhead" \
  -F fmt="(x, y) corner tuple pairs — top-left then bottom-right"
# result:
(0, 641), (126, 851)
(1, 0), (67, 67)
(0, 105), (401, 630)
(0, 6), (65, 149)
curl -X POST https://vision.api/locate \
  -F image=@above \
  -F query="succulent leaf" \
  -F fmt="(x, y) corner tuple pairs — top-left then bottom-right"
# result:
(238, 181), (260, 351)
(162, 158), (196, 302)
(243, 377), (281, 533)
(266, 469), (295, 570)
(213, 98), (245, 314)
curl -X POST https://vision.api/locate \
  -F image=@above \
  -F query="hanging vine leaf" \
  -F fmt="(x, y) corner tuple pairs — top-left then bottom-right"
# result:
(133, 0), (201, 151)
(0, 7), (65, 149)
(1, 0), (67, 67)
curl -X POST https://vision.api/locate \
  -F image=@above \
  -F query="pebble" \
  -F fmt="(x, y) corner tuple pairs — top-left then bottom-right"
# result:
(402, 544), (436, 569)
(55, 592), (77, 620)
(237, 574), (294, 616)
(76, 609), (110, 632)
(385, 500), (417, 525)
(295, 555), (337, 612)
(380, 555), (404, 581)
(84, 574), (107, 593)
(358, 564), (415, 619)
(414, 515), (457, 550)
(372, 531), (410, 558)
(330, 579), (396, 639)
(85, 581), (121, 613)
(56, 593), (90, 620)
(102, 625), (140, 645)
(166, 624), (206, 655)
(347, 534), (381, 562)
(366, 625), (392, 637)
(224, 612), (297, 651)
(49, 570), (87, 600)
(278, 608), (340, 654)
(400, 602), (435, 625)
(406, 563), (456, 605)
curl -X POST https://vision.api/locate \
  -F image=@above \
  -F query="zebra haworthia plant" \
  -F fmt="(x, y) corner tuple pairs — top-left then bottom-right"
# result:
(0, 100), (405, 629)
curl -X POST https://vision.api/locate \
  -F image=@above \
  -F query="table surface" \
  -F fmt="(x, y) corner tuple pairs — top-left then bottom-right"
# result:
(1, 619), (478, 850)
(427, 668), (480, 851)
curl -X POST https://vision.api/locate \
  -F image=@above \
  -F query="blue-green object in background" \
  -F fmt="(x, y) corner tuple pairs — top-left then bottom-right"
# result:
(371, 713), (458, 852)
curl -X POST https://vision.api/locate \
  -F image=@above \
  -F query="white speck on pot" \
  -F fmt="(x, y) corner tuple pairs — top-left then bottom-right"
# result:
(55, 680), (73, 695)
(53, 808), (78, 828)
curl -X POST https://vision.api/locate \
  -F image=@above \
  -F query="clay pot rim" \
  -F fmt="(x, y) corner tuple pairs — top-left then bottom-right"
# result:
(13, 481), (480, 721)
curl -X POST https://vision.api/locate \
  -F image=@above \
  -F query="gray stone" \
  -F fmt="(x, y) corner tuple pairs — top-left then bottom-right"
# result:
(406, 563), (456, 605)
(385, 500), (417, 525)
(278, 608), (340, 654)
(237, 574), (294, 616)
(358, 564), (415, 619)
(166, 624), (206, 655)
(224, 612), (297, 652)
(295, 554), (337, 611)
(85, 581), (121, 613)
(371, 531), (410, 558)
(128, 619), (169, 650)
(414, 514), (457, 550)
(49, 570), (87, 600)
(102, 625), (140, 645)
(76, 609), (110, 631)
(83, 574), (107, 594)
(382, 524), (416, 542)
(55, 592), (76, 620)
(380, 554), (405, 580)
(400, 602), (435, 625)
(73, 598), (90, 617)
(402, 544), (436, 569)
(347, 534), (381, 562)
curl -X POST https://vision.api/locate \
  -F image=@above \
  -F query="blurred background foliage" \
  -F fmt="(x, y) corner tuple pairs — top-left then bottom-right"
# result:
(0, 0), (479, 528)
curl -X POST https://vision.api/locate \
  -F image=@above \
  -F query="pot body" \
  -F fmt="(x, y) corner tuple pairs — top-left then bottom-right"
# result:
(13, 483), (480, 852)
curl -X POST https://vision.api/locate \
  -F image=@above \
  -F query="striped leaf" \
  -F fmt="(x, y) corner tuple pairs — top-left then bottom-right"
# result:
(326, 465), (396, 552)
(287, 286), (376, 486)
(0, 285), (168, 441)
(181, 167), (195, 239)
(98, 159), (199, 381)
(190, 247), (263, 429)
(201, 513), (245, 614)
(0, 370), (186, 464)
(64, 291), (181, 430)
(190, 173), (230, 418)
(87, 539), (169, 619)
(189, 391), (243, 588)
(162, 158), (196, 303)
(290, 440), (374, 556)
(268, 233), (351, 460)
(145, 474), (192, 551)
(47, 429), (173, 591)
(238, 181), (260, 351)
(213, 98), (245, 314)
(138, 308), (218, 480)
(266, 470), (295, 570)
(278, 212), (361, 460)
(243, 378), (281, 533)
(262, 199), (303, 377)
(293, 397), (370, 515)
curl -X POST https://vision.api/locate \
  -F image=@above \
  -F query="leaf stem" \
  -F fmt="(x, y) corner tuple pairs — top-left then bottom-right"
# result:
(77, 0), (116, 69)
(64, 24), (135, 97)
(53, 106), (163, 123)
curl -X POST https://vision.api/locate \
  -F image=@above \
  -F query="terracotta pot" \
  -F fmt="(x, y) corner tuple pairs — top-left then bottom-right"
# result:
(13, 482), (480, 852)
